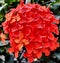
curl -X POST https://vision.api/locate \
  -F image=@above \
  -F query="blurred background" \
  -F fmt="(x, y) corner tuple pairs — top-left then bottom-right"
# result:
(0, 0), (60, 63)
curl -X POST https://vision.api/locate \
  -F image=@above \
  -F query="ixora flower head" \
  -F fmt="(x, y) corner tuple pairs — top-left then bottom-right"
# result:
(2, 0), (59, 62)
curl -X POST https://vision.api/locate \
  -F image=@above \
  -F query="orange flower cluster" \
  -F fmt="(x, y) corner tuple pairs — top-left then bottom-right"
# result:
(2, 1), (59, 62)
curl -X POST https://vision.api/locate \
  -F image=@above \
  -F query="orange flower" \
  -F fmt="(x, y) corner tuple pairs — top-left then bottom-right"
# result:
(8, 32), (29, 58)
(0, 33), (6, 45)
(14, 32), (29, 51)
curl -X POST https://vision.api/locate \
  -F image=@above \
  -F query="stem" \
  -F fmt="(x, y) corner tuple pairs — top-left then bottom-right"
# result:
(32, 0), (34, 3)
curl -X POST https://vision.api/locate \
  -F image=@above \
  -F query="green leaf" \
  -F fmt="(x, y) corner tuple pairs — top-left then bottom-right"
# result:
(0, 4), (7, 11)
(25, 0), (31, 4)
(40, 55), (48, 61)
(50, 0), (55, 2)
(5, 0), (17, 4)
(47, 60), (56, 63)
(5, 55), (14, 63)
(0, 0), (4, 3)
(0, 59), (3, 63)
(56, 0), (60, 3)
(0, 40), (9, 46)
(55, 15), (60, 19)
(0, 14), (4, 22)
(54, 53), (60, 60)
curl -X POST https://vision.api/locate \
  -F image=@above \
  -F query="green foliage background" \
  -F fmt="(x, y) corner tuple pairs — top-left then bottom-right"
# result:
(0, 0), (60, 63)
